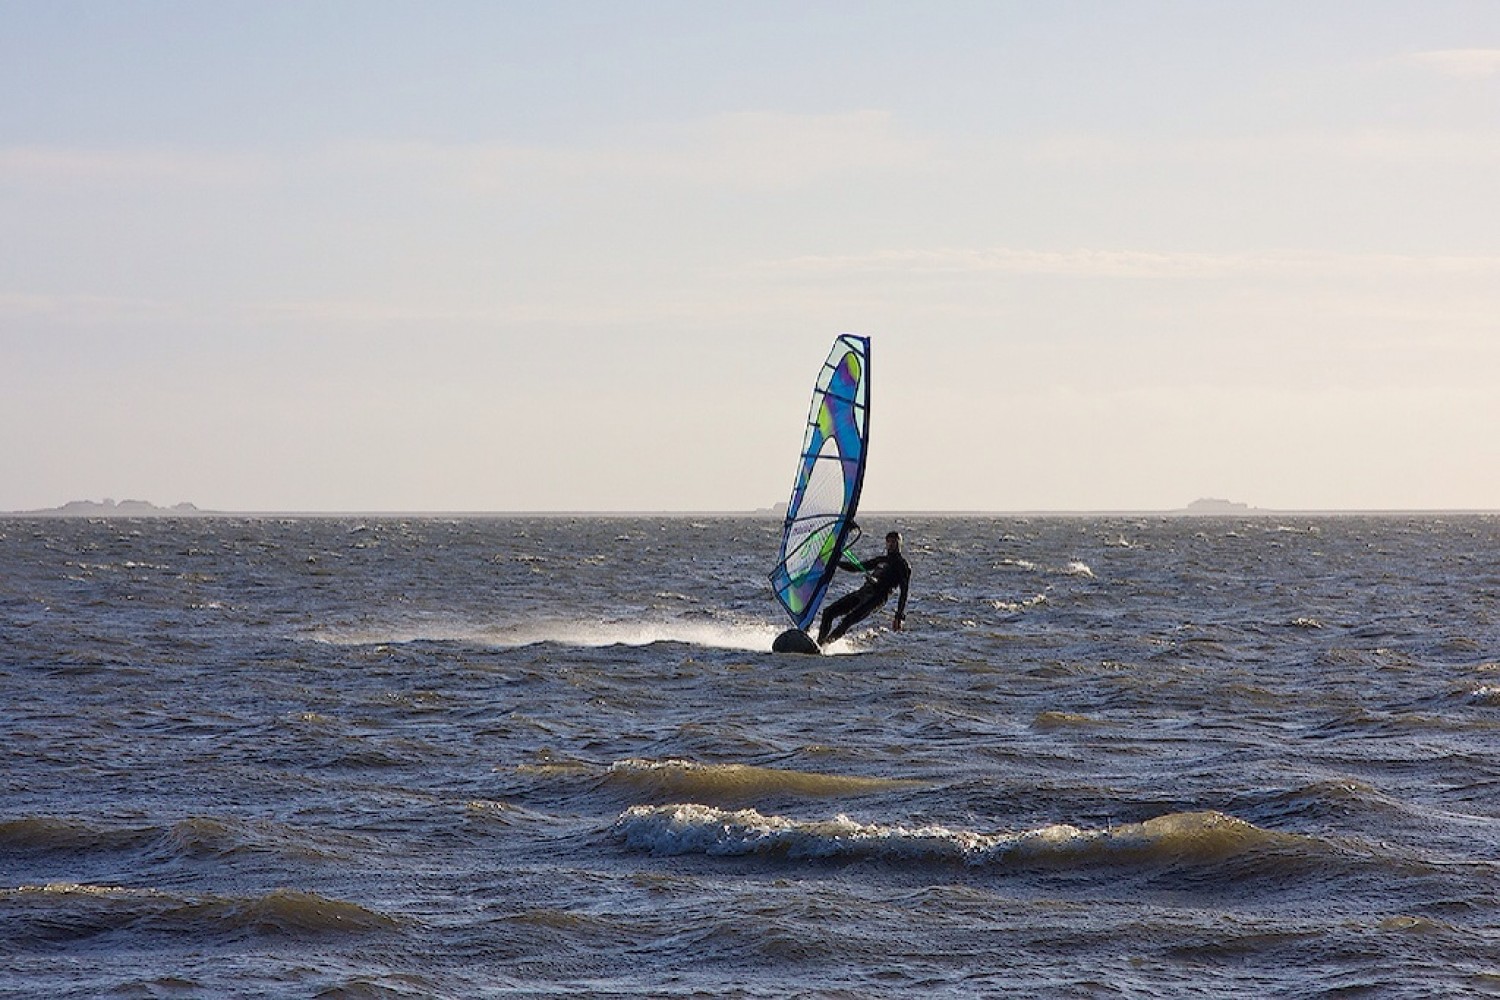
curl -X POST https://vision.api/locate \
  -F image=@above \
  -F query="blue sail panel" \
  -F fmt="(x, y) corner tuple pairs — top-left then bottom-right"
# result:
(769, 334), (871, 631)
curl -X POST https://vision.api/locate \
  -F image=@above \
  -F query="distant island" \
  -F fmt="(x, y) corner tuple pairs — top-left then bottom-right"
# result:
(9, 498), (210, 517)
(5, 496), (1489, 518)
(1181, 497), (1255, 515)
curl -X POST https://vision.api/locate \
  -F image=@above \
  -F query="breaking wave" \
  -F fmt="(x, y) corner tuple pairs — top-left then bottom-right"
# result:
(613, 804), (1357, 877)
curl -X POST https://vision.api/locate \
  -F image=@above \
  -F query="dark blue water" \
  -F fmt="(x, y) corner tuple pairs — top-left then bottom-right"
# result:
(3, 515), (1499, 997)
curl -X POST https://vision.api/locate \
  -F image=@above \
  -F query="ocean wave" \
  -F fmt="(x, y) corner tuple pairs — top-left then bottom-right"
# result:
(993, 559), (1096, 579)
(0, 814), (362, 863)
(992, 593), (1048, 614)
(612, 804), (1347, 876)
(0, 816), (154, 854)
(1238, 778), (1414, 827)
(0, 884), (397, 942)
(1468, 685), (1500, 706)
(599, 759), (927, 805)
(1032, 710), (1112, 730)
(462, 798), (566, 829)
(156, 816), (365, 862)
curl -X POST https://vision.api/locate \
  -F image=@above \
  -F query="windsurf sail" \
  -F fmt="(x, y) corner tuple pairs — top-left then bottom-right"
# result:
(769, 334), (871, 631)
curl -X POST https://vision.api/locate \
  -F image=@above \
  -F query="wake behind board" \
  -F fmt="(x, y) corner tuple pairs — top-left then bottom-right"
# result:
(772, 628), (822, 655)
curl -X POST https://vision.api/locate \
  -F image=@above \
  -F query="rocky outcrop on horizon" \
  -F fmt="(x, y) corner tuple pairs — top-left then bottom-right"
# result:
(1182, 497), (1254, 514)
(10, 498), (207, 517)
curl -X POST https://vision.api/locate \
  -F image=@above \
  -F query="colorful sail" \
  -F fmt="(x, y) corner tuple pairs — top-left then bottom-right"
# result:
(769, 334), (871, 631)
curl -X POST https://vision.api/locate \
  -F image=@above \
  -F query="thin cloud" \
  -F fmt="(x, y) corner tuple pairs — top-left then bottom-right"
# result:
(1399, 48), (1500, 79)
(0, 291), (194, 323)
(764, 247), (1500, 280)
(0, 284), (765, 332)
(1023, 127), (1500, 167)
(0, 145), (266, 186)
(339, 110), (929, 193)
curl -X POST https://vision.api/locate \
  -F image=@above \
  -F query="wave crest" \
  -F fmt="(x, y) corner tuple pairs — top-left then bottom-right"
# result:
(1, 884), (396, 941)
(602, 759), (925, 805)
(613, 804), (1320, 873)
(0, 814), (360, 863)
(0, 816), (151, 853)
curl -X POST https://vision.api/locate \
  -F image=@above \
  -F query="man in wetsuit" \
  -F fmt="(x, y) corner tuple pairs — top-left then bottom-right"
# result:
(816, 530), (911, 646)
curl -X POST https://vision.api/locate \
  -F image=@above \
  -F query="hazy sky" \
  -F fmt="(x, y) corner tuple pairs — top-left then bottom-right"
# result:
(4, 1), (1498, 512)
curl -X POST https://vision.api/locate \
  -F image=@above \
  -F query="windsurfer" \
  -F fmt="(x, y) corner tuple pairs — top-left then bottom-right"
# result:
(816, 531), (910, 646)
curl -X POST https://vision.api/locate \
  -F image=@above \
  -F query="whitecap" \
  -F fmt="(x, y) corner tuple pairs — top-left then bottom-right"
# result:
(611, 804), (1295, 871)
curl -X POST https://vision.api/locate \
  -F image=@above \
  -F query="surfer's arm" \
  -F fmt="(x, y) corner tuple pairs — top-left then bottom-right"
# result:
(892, 566), (910, 627)
(840, 553), (875, 573)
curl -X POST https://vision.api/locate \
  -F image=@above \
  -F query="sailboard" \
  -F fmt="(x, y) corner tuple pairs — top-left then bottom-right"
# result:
(769, 334), (871, 653)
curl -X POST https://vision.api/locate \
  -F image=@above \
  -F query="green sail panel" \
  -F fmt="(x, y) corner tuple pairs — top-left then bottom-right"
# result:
(769, 334), (871, 631)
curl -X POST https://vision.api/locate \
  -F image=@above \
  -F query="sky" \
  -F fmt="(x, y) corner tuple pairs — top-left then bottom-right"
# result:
(3, 1), (1498, 513)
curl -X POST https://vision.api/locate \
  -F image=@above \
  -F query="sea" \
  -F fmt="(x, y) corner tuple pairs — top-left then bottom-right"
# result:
(3, 514), (1499, 998)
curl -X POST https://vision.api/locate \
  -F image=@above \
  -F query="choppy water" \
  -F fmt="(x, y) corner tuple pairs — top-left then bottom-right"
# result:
(3, 514), (1500, 998)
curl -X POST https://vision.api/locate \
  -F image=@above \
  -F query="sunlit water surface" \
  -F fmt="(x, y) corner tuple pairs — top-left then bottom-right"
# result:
(3, 515), (1499, 997)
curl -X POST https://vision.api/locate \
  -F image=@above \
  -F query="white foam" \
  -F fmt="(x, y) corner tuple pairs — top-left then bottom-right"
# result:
(613, 803), (1004, 862)
(611, 804), (1270, 868)
(309, 616), (782, 652)
(1469, 685), (1500, 706)
(992, 593), (1048, 613)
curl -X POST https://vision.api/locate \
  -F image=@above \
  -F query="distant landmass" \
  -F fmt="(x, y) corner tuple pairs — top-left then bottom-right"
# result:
(9, 498), (210, 517)
(1181, 497), (1255, 515)
(4, 497), (1490, 518)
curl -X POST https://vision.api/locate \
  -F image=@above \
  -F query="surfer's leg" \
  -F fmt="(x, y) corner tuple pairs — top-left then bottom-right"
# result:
(822, 590), (858, 644)
(817, 590), (862, 645)
(825, 590), (886, 644)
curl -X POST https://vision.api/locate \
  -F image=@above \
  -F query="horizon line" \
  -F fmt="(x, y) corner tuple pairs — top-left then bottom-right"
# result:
(5, 502), (1498, 519)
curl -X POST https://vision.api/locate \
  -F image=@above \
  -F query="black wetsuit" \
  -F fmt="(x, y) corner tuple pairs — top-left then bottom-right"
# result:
(816, 551), (911, 645)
